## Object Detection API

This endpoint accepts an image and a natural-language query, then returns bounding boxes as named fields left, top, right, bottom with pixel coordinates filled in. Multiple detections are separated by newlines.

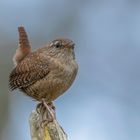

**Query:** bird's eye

left=54, top=41, right=62, bottom=48
left=55, top=43, right=61, bottom=48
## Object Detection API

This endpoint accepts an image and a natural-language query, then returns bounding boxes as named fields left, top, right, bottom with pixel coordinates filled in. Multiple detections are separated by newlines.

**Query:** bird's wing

left=9, top=52, right=50, bottom=90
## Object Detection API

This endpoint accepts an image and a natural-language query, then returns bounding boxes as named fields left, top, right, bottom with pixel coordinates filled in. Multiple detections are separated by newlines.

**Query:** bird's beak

left=66, top=41, right=75, bottom=49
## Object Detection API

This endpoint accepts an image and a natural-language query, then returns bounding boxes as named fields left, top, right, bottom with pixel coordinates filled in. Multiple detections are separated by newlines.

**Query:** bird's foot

left=36, top=99, right=56, bottom=127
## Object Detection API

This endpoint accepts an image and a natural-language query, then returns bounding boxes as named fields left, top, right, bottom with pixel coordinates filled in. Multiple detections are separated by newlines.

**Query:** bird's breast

left=47, top=58, right=78, bottom=101
left=23, top=57, right=78, bottom=102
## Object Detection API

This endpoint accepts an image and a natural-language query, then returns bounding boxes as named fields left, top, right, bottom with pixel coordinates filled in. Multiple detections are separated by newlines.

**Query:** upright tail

left=18, top=26, right=31, bottom=49
left=13, top=26, right=32, bottom=66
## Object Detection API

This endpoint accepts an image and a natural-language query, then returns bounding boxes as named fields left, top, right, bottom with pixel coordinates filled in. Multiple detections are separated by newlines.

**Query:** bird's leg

left=47, top=101, right=56, bottom=115
left=36, top=99, right=56, bottom=127
left=41, top=99, right=56, bottom=121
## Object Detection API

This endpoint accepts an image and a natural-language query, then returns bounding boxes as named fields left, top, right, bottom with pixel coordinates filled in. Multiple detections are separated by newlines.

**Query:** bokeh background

left=0, top=0, right=140, bottom=140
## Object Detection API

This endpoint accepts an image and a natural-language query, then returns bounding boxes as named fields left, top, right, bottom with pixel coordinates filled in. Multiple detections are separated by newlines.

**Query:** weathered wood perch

left=29, top=108, right=67, bottom=140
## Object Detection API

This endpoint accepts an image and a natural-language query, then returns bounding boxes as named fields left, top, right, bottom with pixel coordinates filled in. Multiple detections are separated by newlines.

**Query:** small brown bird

left=9, top=27, right=78, bottom=107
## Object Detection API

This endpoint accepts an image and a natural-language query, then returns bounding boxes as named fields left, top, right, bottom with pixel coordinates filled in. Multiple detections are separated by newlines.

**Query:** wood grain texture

left=29, top=110, right=67, bottom=140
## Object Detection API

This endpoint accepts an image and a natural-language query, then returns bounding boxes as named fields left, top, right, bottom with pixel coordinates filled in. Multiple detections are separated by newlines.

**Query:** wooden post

left=29, top=109, right=67, bottom=140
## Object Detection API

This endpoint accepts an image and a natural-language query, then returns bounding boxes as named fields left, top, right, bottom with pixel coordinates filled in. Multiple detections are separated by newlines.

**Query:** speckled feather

left=9, top=51, right=50, bottom=90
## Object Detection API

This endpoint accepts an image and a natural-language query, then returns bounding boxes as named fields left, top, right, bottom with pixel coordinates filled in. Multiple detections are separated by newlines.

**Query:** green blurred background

left=0, top=0, right=140, bottom=140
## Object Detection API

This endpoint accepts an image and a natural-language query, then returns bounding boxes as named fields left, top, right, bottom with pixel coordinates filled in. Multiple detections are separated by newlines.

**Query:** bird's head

left=46, top=38, right=75, bottom=60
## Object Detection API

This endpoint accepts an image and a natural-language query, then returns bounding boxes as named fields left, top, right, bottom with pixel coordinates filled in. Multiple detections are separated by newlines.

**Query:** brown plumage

left=9, top=27, right=78, bottom=103
left=13, top=26, right=31, bottom=65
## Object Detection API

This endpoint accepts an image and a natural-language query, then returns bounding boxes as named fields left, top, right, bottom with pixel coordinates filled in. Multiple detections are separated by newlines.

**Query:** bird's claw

left=36, top=99, right=56, bottom=127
